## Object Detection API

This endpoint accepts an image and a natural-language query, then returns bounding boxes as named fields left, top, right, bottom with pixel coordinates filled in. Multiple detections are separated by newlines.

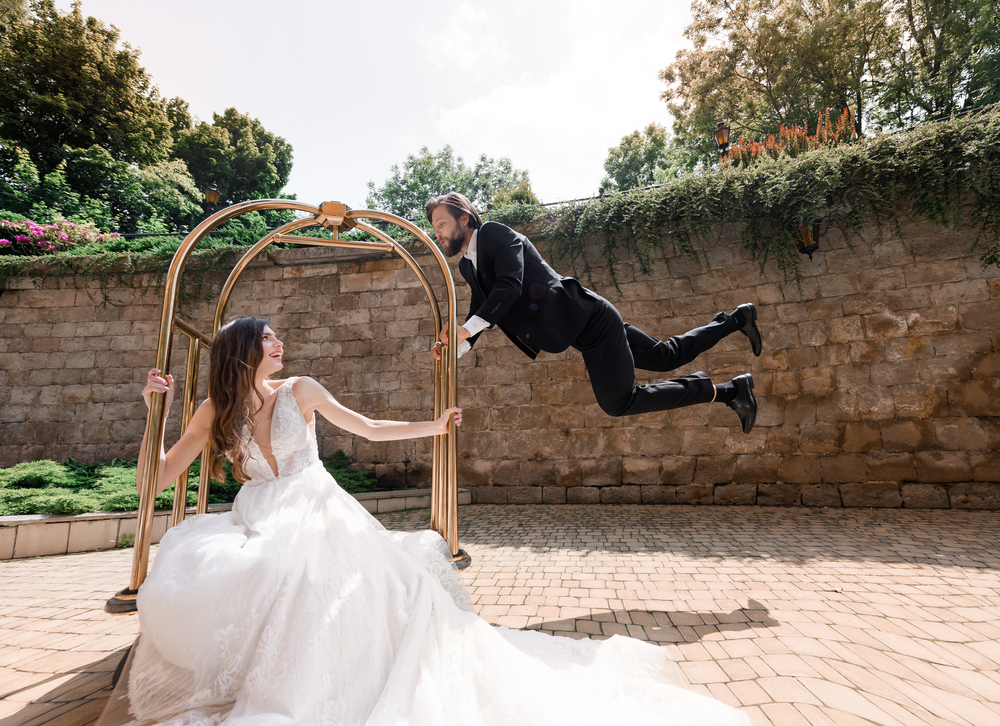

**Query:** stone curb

left=0, top=487, right=470, bottom=560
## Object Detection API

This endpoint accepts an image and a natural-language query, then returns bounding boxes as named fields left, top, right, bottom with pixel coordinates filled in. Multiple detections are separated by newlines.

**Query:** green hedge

left=0, top=451, right=375, bottom=517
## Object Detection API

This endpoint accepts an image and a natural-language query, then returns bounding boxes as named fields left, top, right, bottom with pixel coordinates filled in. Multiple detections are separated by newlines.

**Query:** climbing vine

left=488, top=107, right=1000, bottom=288
left=1, top=109, right=998, bottom=297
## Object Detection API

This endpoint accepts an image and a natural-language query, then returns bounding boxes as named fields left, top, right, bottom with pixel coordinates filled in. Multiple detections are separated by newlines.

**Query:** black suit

left=459, top=221, right=739, bottom=416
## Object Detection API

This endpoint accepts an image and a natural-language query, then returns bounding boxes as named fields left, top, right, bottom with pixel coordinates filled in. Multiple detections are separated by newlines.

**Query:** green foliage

left=366, top=145, right=531, bottom=221
left=0, top=451, right=380, bottom=515
left=601, top=123, right=670, bottom=192
left=515, top=110, right=1000, bottom=289
left=172, top=107, right=294, bottom=225
left=490, top=180, right=540, bottom=207
left=0, top=1, right=172, bottom=174
left=877, top=0, right=1000, bottom=125
left=659, top=0, right=999, bottom=155
left=323, top=449, right=377, bottom=494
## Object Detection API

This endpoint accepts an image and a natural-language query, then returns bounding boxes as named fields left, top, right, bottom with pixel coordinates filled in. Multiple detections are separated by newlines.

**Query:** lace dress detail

left=120, top=378, right=750, bottom=726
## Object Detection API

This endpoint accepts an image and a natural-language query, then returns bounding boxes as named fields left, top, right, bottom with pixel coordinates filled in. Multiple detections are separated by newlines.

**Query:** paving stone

left=2, top=505, right=1000, bottom=726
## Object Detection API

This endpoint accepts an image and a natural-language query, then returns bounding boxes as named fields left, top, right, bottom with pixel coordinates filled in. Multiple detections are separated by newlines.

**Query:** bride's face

left=258, top=326, right=284, bottom=376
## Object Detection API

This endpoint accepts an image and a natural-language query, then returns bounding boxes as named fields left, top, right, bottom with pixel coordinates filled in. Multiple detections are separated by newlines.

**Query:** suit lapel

left=459, top=255, right=485, bottom=298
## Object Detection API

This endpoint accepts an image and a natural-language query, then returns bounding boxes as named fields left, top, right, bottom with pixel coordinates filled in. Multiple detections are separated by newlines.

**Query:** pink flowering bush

left=0, top=217, right=119, bottom=256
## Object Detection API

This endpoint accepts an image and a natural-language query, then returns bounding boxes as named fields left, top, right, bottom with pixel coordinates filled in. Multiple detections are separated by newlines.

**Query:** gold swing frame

left=105, top=200, right=467, bottom=616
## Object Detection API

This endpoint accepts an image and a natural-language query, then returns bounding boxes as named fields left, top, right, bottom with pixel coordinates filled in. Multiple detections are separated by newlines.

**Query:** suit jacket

left=459, top=221, right=597, bottom=359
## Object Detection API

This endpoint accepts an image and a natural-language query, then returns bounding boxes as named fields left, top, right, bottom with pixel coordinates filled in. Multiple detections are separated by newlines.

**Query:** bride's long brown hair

left=208, top=317, right=269, bottom=483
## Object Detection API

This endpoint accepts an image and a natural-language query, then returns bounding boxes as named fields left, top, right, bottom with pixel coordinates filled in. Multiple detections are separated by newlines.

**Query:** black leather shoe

left=726, top=374, right=757, bottom=434
left=736, top=303, right=762, bottom=357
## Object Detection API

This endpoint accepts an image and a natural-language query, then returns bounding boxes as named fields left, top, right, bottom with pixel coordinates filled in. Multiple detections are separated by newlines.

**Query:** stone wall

left=1, top=217, right=998, bottom=507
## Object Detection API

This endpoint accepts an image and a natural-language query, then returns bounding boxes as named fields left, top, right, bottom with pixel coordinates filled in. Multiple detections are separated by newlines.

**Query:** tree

left=878, top=0, right=1000, bottom=125
left=0, top=0, right=171, bottom=173
left=601, top=123, right=670, bottom=192
left=660, top=0, right=896, bottom=144
left=172, top=107, right=293, bottom=206
left=490, top=180, right=540, bottom=207
left=366, top=145, right=532, bottom=220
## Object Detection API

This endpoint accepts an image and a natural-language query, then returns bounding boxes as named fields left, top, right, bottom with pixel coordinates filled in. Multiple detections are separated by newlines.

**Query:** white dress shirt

left=456, top=228, right=489, bottom=358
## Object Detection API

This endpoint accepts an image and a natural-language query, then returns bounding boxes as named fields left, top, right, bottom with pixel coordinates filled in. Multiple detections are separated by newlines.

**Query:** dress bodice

left=243, top=379, right=320, bottom=484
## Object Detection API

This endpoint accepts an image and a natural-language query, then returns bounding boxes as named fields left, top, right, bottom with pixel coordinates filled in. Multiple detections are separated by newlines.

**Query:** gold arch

left=105, top=200, right=467, bottom=616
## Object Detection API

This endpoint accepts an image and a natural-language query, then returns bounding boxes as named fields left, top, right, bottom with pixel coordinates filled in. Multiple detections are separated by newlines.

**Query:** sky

left=56, top=0, right=694, bottom=209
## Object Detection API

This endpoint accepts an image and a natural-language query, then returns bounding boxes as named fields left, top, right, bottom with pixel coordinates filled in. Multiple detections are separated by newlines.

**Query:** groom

left=427, top=192, right=761, bottom=433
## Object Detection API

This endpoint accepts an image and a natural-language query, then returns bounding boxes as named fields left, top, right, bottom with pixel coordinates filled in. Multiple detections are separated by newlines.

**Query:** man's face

left=431, top=206, right=468, bottom=257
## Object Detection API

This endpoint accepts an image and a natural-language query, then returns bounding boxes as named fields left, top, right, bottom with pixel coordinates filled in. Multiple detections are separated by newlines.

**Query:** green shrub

left=0, top=460, right=76, bottom=489
left=323, top=450, right=377, bottom=494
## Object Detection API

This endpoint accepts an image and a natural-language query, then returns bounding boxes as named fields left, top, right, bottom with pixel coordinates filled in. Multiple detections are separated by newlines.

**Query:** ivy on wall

left=1, top=109, right=998, bottom=299
left=488, top=107, right=1000, bottom=288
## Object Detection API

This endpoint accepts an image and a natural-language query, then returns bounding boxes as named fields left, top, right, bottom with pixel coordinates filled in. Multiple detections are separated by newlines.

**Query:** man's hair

left=425, top=192, right=483, bottom=230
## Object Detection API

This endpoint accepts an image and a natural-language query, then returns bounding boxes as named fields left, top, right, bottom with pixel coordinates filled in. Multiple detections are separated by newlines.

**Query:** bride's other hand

left=437, top=407, right=462, bottom=433
left=142, top=368, right=175, bottom=411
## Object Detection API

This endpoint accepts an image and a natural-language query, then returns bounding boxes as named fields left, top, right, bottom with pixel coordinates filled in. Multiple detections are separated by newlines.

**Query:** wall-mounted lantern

left=797, top=221, right=821, bottom=259
left=204, top=183, right=221, bottom=207
left=714, top=121, right=731, bottom=158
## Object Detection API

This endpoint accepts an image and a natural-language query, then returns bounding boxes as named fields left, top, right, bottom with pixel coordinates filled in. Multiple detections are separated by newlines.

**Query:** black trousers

left=572, top=298, right=739, bottom=417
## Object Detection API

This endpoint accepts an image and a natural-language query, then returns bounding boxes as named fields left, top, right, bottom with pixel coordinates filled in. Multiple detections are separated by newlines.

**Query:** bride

left=122, top=316, right=750, bottom=726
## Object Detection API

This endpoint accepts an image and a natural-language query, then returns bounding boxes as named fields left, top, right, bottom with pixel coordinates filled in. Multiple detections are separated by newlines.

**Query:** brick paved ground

left=2, top=504, right=999, bottom=725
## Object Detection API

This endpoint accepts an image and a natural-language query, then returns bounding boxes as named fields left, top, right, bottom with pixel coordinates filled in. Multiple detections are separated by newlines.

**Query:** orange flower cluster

left=728, top=108, right=859, bottom=167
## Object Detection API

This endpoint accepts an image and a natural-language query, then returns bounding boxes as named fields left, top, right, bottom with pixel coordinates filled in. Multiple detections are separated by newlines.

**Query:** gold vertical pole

left=171, top=334, right=201, bottom=527
left=196, top=443, right=212, bottom=515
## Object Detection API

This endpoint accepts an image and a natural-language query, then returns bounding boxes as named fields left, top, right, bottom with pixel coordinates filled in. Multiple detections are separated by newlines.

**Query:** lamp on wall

left=714, top=121, right=731, bottom=158
left=204, top=183, right=221, bottom=209
left=797, top=220, right=821, bottom=259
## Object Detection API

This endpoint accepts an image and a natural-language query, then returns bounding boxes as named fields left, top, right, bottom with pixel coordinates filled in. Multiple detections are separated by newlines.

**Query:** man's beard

left=438, top=230, right=465, bottom=257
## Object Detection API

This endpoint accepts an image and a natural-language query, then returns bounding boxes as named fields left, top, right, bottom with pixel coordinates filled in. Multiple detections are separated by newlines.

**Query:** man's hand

left=430, top=323, right=471, bottom=360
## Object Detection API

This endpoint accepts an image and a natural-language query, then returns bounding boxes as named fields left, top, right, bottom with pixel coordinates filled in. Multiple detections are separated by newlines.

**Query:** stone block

left=600, top=485, right=641, bottom=504
left=757, top=483, right=801, bottom=505
left=0, top=526, right=14, bottom=559
left=901, top=484, right=950, bottom=509
left=820, top=454, right=867, bottom=483
left=640, top=485, right=676, bottom=504
left=802, top=484, right=841, bottom=507
left=949, top=483, right=1000, bottom=509
left=933, top=419, right=988, bottom=451
left=733, top=454, right=779, bottom=483
left=542, top=486, right=567, bottom=504
left=960, top=300, right=1000, bottom=331
left=376, top=496, right=407, bottom=513
left=841, top=422, right=882, bottom=452
left=914, top=451, right=972, bottom=482
left=881, top=420, right=935, bottom=452
left=692, top=456, right=736, bottom=484
left=714, top=483, right=756, bottom=505
left=862, top=312, right=908, bottom=339
left=865, top=453, right=917, bottom=481
left=566, top=486, right=600, bottom=504
left=906, top=306, right=960, bottom=335
left=658, top=456, right=695, bottom=485
left=474, top=486, right=508, bottom=504
left=622, top=457, right=660, bottom=485
left=13, top=521, right=69, bottom=558
left=970, top=452, right=1000, bottom=482
left=840, top=482, right=902, bottom=508
left=778, top=455, right=822, bottom=484
left=67, top=517, right=119, bottom=553
left=507, top=486, right=543, bottom=504
left=675, top=484, right=714, bottom=505
left=948, top=380, right=1000, bottom=417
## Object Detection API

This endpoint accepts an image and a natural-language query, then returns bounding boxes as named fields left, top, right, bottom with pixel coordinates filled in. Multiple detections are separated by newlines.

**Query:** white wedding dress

left=122, top=379, right=750, bottom=726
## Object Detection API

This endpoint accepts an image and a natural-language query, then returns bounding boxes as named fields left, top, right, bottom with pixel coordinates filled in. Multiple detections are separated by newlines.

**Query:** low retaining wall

left=1, top=216, right=997, bottom=508
left=0, top=488, right=471, bottom=560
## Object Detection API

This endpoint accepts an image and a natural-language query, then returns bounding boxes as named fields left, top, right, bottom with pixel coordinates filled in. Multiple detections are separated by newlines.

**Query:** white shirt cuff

left=456, top=340, right=471, bottom=358
left=463, top=315, right=490, bottom=337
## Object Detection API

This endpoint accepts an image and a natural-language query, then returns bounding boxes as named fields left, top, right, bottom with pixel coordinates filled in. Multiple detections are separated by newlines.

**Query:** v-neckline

left=251, top=381, right=288, bottom=479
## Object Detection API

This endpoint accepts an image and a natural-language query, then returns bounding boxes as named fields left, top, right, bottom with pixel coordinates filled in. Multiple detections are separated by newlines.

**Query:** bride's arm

left=292, top=376, right=462, bottom=442
left=136, top=369, right=213, bottom=496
